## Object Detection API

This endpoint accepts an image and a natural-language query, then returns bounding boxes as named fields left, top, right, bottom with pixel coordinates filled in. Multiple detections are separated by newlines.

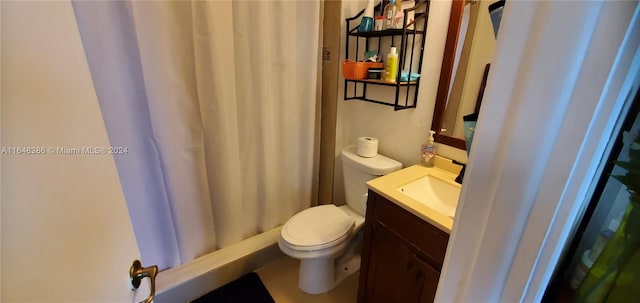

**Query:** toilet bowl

left=278, top=145, right=402, bottom=294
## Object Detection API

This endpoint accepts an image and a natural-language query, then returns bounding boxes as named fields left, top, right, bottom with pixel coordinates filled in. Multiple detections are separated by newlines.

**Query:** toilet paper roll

left=357, top=137, right=379, bottom=158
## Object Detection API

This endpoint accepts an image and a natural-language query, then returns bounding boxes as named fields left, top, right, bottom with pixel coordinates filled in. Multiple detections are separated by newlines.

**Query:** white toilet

left=278, top=145, right=402, bottom=294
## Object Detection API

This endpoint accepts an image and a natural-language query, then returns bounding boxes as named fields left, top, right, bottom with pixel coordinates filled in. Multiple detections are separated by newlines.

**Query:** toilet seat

left=281, top=204, right=355, bottom=251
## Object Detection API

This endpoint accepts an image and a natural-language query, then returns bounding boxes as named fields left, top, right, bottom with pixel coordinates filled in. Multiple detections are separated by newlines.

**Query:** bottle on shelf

left=358, top=0, right=375, bottom=32
left=569, top=219, right=620, bottom=290
left=383, top=0, right=401, bottom=30
left=374, top=16, right=384, bottom=31
left=589, top=219, right=620, bottom=261
left=569, top=250, right=595, bottom=290
left=384, top=46, right=398, bottom=82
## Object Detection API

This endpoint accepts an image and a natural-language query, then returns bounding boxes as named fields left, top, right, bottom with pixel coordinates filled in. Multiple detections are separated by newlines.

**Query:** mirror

left=431, top=0, right=503, bottom=150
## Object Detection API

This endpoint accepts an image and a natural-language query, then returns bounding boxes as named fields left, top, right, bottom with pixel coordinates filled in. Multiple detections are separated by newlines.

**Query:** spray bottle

left=421, top=130, right=437, bottom=167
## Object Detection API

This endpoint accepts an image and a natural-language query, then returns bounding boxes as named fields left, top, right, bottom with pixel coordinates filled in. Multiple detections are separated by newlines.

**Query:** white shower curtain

left=72, top=1, right=321, bottom=270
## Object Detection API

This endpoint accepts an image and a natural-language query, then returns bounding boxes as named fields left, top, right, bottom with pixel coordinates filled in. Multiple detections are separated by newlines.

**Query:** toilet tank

left=341, top=145, right=402, bottom=216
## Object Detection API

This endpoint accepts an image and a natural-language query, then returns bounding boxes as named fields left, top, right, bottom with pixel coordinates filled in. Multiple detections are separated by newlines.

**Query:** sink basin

left=396, top=174, right=461, bottom=218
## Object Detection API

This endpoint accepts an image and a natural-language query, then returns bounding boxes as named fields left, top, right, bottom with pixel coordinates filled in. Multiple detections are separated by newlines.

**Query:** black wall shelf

left=344, top=0, right=429, bottom=111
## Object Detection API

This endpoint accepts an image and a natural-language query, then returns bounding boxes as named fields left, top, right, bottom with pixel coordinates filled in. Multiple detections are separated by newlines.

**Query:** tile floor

left=256, top=256, right=359, bottom=303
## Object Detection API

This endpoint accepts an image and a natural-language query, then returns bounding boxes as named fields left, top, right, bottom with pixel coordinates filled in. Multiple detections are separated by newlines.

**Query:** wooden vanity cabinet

left=357, top=190, right=450, bottom=303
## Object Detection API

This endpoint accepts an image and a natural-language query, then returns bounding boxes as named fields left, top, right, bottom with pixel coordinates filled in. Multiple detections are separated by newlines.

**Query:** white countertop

left=366, top=159, right=462, bottom=234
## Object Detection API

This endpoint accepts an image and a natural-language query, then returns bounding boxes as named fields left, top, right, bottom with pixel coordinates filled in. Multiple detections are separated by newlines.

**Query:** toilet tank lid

left=342, top=145, right=402, bottom=176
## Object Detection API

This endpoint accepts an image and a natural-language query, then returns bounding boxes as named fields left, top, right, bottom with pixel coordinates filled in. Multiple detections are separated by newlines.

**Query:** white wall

left=334, top=0, right=466, bottom=203
left=1, top=2, right=140, bottom=302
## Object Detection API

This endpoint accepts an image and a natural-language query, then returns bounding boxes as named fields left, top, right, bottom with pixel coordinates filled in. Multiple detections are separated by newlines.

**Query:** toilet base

left=278, top=206, right=366, bottom=295
left=337, top=255, right=361, bottom=281
left=298, top=254, right=361, bottom=294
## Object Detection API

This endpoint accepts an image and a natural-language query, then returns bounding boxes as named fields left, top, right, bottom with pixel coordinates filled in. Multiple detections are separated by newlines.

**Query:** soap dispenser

left=421, top=130, right=437, bottom=167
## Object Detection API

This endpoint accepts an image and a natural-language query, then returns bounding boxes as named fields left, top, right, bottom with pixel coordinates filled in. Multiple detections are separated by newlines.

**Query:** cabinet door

left=363, top=223, right=441, bottom=303
left=413, top=252, right=441, bottom=302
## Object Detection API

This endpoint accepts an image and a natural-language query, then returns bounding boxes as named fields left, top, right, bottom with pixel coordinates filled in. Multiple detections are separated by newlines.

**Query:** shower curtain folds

left=72, top=0, right=321, bottom=270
